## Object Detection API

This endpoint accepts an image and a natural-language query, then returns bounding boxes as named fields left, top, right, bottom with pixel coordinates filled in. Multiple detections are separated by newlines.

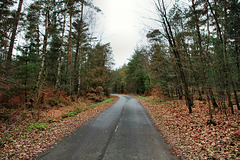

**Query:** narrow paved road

left=37, top=95, right=178, bottom=160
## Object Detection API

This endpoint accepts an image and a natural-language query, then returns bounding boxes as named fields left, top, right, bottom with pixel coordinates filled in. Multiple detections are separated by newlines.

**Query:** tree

left=54, top=9, right=66, bottom=94
left=0, top=0, right=112, bottom=108
left=145, top=0, right=239, bottom=116
left=226, top=0, right=240, bottom=110
left=80, top=43, right=113, bottom=97
left=153, top=0, right=193, bottom=113
left=73, top=2, right=84, bottom=95
left=147, top=31, right=178, bottom=97
left=0, top=0, right=15, bottom=62
left=34, top=0, right=50, bottom=95
left=111, top=66, right=127, bottom=94
left=7, top=0, right=24, bottom=71
left=206, top=0, right=239, bottom=113
left=125, top=48, right=149, bottom=95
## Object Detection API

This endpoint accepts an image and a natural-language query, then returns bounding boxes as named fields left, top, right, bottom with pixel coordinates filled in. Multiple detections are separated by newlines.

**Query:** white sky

left=17, top=0, right=178, bottom=68
left=93, top=0, right=159, bottom=69
left=92, top=0, right=179, bottom=69
left=20, top=0, right=175, bottom=69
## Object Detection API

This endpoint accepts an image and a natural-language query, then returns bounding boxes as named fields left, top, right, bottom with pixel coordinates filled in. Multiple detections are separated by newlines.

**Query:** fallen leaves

left=137, top=97, right=240, bottom=160
left=0, top=96, right=119, bottom=160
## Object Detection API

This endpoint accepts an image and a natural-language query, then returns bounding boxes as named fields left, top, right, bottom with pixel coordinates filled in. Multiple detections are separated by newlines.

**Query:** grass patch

left=98, top=98, right=115, bottom=104
left=28, top=122, right=50, bottom=131
left=62, top=98, right=115, bottom=118
left=138, top=96, right=149, bottom=101
left=62, top=111, right=77, bottom=118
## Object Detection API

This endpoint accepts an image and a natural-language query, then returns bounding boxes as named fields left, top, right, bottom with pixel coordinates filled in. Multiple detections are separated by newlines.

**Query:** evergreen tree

left=0, top=0, right=15, bottom=75
left=125, top=49, right=149, bottom=95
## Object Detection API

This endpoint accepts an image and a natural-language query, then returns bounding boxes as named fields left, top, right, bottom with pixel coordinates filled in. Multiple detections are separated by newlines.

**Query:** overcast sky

left=18, top=0, right=178, bottom=69
left=93, top=0, right=163, bottom=69
left=21, top=0, right=175, bottom=69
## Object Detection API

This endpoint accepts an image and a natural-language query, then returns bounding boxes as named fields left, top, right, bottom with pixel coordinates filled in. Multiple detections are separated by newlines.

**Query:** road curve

left=37, top=95, right=178, bottom=160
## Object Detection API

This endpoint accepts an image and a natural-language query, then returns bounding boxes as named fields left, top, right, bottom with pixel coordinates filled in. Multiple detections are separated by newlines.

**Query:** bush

left=87, top=86, right=105, bottom=102
left=95, top=86, right=103, bottom=95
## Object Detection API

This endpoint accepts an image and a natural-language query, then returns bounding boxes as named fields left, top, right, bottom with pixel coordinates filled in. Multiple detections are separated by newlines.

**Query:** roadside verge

left=136, top=96, right=239, bottom=160
left=0, top=96, right=119, bottom=159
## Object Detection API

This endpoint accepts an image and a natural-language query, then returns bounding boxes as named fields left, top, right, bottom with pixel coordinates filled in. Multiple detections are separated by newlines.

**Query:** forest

left=0, top=0, right=114, bottom=107
left=1, top=0, right=116, bottom=158
left=0, top=0, right=240, bottom=159
left=112, top=0, right=240, bottom=117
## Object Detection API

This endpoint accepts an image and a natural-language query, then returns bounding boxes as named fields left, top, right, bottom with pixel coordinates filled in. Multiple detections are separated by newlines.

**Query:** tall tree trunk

left=192, top=0, right=217, bottom=119
left=39, top=64, right=47, bottom=104
left=205, top=2, right=219, bottom=109
left=4, top=31, right=8, bottom=61
left=7, top=0, right=23, bottom=67
left=74, top=2, right=84, bottom=95
left=208, top=0, right=234, bottom=113
left=36, top=15, right=40, bottom=56
left=67, top=3, right=73, bottom=96
left=235, top=45, right=240, bottom=85
left=77, top=48, right=82, bottom=97
left=34, top=4, right=49, bottom=92
left=24, top=51, right=28, bottom=104
left=223, top=0, right=234, bottom=113
left=207, top=0, right=223, bottom=42
left=158, top=0, right=193, bottom=113
left=54, top=13, right=66, bottom=94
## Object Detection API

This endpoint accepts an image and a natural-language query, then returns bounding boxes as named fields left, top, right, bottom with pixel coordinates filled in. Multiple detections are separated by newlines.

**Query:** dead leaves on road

left=138, top=97, right=240, bottom=160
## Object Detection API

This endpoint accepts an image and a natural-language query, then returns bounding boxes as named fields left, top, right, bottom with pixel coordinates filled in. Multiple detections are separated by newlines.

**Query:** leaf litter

left=137, top=97, right=240, bottom=160
left=0, top=96, right=119, bottom=159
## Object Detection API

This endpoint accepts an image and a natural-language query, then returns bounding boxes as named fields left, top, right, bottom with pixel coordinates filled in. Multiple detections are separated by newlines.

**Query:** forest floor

left=0, top=95, right=119, bottom=159
left=137, top=95, right=240, bottom=160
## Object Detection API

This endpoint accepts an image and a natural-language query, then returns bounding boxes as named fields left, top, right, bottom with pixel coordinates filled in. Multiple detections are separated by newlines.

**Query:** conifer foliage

left=0, top=0, right=113, bottom=107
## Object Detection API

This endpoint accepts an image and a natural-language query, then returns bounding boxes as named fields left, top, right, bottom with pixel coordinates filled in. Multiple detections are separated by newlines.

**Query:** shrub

left=87, top=86, right=105, bottom=102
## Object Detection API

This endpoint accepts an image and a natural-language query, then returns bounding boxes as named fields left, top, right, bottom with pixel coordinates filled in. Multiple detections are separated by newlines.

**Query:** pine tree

left=0, top=0, right=15, bottom=75
left=7, top=0, right=24, bottom=72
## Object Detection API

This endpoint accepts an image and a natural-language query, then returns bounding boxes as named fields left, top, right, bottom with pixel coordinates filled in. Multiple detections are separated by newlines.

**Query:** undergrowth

left=61, top=98, right=115, bottom=118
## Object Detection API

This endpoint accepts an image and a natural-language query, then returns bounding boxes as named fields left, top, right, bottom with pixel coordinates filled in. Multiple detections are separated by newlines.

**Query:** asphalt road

left=37, top=95, right=178, bottom=160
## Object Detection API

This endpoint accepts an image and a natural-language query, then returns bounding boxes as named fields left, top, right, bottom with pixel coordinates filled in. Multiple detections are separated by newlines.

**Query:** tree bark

left=6, top=0, right=23, bottom=69
left=54, top=13, right=66, bottom=94
left=4, top=31, right=8, bottom=61
left=223, top=0, right=234, bottom=113
left=77, top=48, right=82, bottom=96
left=34, top=4, right=49, bottom=92
left=235, top=45, right=240, bottom=85
left=234, top=89, right=240, bottom=110
left=74, top=2, right=84, bottom=95
left=67, top=2, right=73, bottom=96
left=207, top=0, right=223, bottom=42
